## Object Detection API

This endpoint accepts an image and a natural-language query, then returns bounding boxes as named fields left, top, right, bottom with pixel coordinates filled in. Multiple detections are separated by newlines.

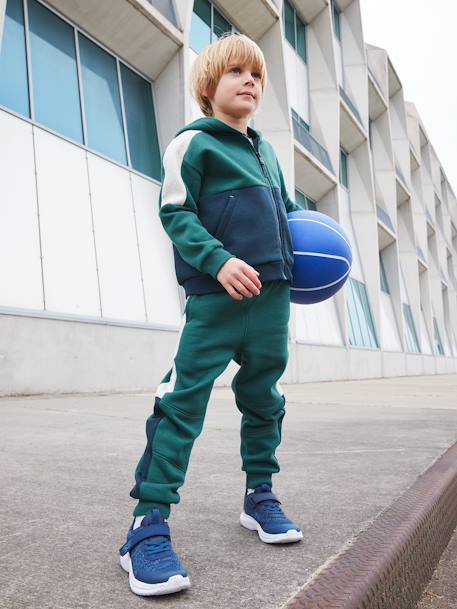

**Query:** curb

left=281, top=442, right=457, bottom=609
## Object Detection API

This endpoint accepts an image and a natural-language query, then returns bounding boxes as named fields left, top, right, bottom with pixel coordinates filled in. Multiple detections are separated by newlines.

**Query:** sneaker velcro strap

left=250, top=491, right=281, bottom=505
left=119, top=523, right=170, bottom=556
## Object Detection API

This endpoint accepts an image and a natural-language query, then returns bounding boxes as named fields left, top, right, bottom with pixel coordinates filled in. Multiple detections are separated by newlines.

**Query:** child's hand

left=217, top=258, right=262, bottom=301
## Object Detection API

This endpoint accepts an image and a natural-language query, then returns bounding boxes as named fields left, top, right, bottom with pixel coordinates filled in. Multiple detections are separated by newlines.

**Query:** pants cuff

left=133, top=500, right=171, bottom=519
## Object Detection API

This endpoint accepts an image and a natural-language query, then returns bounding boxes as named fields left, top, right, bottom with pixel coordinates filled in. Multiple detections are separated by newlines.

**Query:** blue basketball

left=287, top=210, right=352, bottom=305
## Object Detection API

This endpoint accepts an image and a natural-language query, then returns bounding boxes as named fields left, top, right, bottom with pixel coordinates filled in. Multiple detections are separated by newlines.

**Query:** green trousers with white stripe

left=130, top=280, right=291, bottom=518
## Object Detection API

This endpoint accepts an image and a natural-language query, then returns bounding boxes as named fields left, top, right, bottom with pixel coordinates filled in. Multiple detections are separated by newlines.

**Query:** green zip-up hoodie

left=159, top=116, right=301, bottom=297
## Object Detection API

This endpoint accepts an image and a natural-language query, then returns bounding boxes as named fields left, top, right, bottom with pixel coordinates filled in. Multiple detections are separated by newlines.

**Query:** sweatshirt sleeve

left=276, top=157, right=302, bottom=214
left=158, top=135, right=236, bottom=280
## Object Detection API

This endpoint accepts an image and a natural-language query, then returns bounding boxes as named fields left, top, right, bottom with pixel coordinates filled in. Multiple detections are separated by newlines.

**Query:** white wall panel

left=295, top=54, right=309, bottom=124
left=284, top=43, right=309, bottom=124
left=380, top=292, right=401, bottom=351
left=399, top=264, right=407, bottom=303
left=451, top=328, right=457, bottom=356
left=189, top=49, right=203, bottom=121
left=87, top=154, right=145, bottom=321
left=33, top=128, right=100, bottom=316
left=284, top=44, right=297, bottom=116
left=0, top=111, right=43, bottom=309
left=295, top=298, right=343, bottom=346
left=130, top=173, right=182, bottom=326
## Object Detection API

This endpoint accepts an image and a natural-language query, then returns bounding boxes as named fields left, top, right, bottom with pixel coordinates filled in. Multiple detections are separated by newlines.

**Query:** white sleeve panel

left=161, top=130, right=202, bottom=207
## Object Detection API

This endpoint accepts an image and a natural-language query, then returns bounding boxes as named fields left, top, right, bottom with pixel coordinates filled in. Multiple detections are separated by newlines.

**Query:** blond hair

left=189, top=32, right=268, bottom=117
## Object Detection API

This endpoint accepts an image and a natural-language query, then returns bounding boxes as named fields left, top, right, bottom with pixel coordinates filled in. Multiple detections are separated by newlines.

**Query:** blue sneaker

left=119, top=509, right=190, bottom=596
left=240, top=484, right=303, bottom=544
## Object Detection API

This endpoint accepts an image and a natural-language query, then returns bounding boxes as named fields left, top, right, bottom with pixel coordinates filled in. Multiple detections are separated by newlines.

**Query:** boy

left=119, top=32, right=303, bottom=597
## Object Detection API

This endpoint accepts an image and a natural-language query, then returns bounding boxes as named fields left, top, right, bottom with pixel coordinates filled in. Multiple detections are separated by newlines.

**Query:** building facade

left=0, top=0, right=456, bottom=396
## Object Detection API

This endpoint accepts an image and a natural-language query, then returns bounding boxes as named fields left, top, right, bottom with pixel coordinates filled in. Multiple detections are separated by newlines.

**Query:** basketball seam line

left=293, top=251, right=351, bottom=265
left=291, top=268, right=351, bottom=291
left=289, top=218, right=351, bottom=250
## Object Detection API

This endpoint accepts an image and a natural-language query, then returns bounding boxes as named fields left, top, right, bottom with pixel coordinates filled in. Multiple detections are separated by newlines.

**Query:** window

left=284, top=0, right=295, bottom=46
left=0, top=0, right=30, bottom=117
left=120, top=64, right=161, bottom=179
left=295, top=190, right=317, bottom=211
left=0, top=0, right=161, bottom=180
left=403, top=304, right=420, bottom=353
left=79, top=34, right=127, bottom=165
left=435, top=196, right=444, bottom=233
left=190, top=0, right=211, bottom=53
left=28, top=0, right=83, bottom=143
left=340, top=148, right=348, bottom=188
left=433, top=316, right=445, bottom=355
left=291, top=108, right=310, bottom=132
left=347, top=278, right=379, bottom=348
left=213, top=5, right=231, bottom=39
left=190, top=0, right=232, bottom=54
left=283, top=0, right=307, bottom=63
left=379, top=253, right=389, bottom=294
left=332, top=0, right=341, bottom=41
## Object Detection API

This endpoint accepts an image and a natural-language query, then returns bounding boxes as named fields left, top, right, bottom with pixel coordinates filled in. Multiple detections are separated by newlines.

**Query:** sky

left=359, top=0, right=457, bottom=196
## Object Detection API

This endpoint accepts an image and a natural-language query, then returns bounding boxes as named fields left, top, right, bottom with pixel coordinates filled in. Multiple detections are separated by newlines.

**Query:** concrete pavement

left=1, top=374, right=457, bottom=609
left=417, top=525, right=457, bottom=609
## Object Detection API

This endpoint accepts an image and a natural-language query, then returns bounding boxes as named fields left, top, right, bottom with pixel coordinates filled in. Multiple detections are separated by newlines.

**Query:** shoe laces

left=144, top=536, right=172, bottom=557
left=260, top=500, right=285, bottom=518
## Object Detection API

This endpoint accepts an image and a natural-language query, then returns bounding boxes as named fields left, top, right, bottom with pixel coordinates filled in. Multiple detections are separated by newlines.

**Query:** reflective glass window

left=332, top=0, right=341, bottom=41
left=295, top=189, right=305, bottom=209
left=347, top=279, right=364, bottom=346
left=28, top=0, right=83, bottom=142
left=120, top=63, right=160, bottom=180
left=284, top=1, right=295, bottom=47
left=340, top=148, right=348, bottom=188
left=79, top=32, right=127, bottom=164
left=213, top=7, right=231, bottom=39
left=347, top=278, right=378, bottom=348
left=296, top=18, right=307, bottom=63
left=433, top=316, right=445, bottom=355
left=305, top=196, right=317, bottom=211
left=190, top=0, right=211, bottom=53
left=403, top=304, right=420, bottom=353
left=379, top=253, right=390, bottom=294
left=0, top=0, right=30, bottom=117
left=284, top=1, right=307, bottom=62
left=295, top=190, right=317, bottom=211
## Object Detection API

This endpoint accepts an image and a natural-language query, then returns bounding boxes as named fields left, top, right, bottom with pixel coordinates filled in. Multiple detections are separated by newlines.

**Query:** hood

left=176, top=116, right=263, bottom=144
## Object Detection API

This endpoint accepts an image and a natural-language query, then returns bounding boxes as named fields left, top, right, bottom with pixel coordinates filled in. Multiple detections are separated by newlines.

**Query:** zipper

left=249, top=144, right=288, bottom=280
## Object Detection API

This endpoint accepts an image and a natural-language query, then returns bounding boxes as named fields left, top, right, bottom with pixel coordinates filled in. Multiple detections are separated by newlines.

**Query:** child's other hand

left=216, top=258, right=262, bottom=301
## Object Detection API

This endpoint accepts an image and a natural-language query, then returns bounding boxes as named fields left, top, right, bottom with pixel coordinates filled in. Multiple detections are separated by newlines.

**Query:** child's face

left=205, top=60, right=263, bottom=120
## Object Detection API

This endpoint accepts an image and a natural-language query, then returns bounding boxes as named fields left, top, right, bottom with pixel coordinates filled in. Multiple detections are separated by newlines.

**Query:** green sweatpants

left=130, top=279, right=291, bottom=518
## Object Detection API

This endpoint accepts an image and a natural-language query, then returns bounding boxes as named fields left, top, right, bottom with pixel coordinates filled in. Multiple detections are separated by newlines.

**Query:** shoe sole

left=240, top=512, right=303, bottom=544
left=120, top=552, right=190, bottom=596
